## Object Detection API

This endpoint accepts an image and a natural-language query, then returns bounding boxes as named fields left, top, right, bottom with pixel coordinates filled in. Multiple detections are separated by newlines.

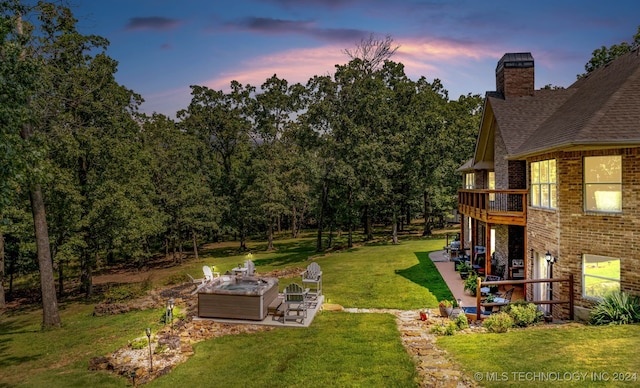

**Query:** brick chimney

left=495, top=52, right=534, bottom=98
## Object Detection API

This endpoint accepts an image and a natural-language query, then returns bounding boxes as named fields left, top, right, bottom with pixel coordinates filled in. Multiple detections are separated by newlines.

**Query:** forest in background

left=0, top=1, right=479, bottom=326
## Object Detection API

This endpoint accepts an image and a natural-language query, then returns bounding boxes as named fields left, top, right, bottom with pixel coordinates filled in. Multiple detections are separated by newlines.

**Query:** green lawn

left=1, top=234, right=639, bottom=387
left=149, top=312, right=418, bottom=387
left=437, top=323, right=640, bottom=387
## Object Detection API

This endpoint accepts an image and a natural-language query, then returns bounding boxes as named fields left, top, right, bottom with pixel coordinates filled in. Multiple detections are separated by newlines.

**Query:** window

left=582, top=254, right=620, bottom=299
left=584, top=155, right=621, bottom=212
left=464, top=173, right=474, bottom=189
left=488, top=171, right=495, bottom=201
left=530, top=159, right=556, bottom=209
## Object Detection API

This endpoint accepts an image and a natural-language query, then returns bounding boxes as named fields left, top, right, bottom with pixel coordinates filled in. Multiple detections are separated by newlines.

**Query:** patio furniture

left=203, top=265, right=220, bottom=281
left=301, top=262, right=322, bottom=297
left=484, top=275, right=501, bottom=293
left=245, top=259, right=255, bottom=276
left=283, top=283, right=308, bottom=323
left=232, top=260, right=254, bottom=276
left=502, top=287, right=515, bottom=303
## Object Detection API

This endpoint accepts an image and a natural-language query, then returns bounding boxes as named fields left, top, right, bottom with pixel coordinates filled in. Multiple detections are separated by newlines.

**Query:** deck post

left=476, top=276, right=482, bottom=320
left=569, top=274, right=574, bottom=320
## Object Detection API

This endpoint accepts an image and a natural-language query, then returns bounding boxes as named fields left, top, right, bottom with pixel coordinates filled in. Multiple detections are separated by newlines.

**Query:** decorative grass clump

left=590, top=291, right=640, bottom=325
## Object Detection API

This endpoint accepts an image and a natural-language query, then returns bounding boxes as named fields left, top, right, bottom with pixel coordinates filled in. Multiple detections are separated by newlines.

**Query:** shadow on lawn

left=395, top=252, right=454, bottom=302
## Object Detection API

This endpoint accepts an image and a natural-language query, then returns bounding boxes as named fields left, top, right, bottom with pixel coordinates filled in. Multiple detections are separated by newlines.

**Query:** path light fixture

left=145, top=327, right=153, bottom=372
left=169, top=298, right=175, bottom=332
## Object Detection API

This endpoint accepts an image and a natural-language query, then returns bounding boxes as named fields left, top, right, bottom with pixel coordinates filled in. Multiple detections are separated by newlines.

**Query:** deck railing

left=458, top=189, right=528, bottom=226
left=474, top=275, right=575, bottom=321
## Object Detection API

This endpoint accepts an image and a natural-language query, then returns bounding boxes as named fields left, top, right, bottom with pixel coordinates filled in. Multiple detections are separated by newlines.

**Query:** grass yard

left=149, top=312, right=418, bottom=387
left=437, top=323, right=640, bottom=387
left=2, top=233, right=640, bottom=387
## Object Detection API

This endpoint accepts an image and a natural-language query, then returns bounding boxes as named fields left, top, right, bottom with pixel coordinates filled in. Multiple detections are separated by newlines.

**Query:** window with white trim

left=530, top=159, right=556, bottom=209
left=584, top=155, right=621, bottom=212
left=582, top=254, right=620, bottom=299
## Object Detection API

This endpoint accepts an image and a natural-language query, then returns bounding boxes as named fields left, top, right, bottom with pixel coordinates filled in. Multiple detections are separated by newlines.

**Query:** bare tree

left=343, top=33, right=400, bottom=71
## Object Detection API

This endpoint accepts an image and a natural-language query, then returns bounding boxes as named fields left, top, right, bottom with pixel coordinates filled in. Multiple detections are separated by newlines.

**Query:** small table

left=232, top=267, right=247, bottom=276
left=480, top=287, right=490, bottom=295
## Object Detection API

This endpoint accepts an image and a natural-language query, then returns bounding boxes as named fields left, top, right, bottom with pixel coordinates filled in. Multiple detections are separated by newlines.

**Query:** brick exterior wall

left=496, top=66, right=535, bottom=98
left=508, top=160, right=526, bottom=189
left=527, top=148, right=640, bottom=320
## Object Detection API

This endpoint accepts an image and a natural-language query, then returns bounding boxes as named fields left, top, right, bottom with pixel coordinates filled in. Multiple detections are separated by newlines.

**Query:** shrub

left=130, top=337, right=148, bottom=350
left=590, top=291, right=640, bottom=325
left=503, top=301, right=544, bottom=327
left=483, top=312, right=514, bottom=333
left=430, top=321, right=457, bottom=336
left=454, top=313, right=469, bottom=330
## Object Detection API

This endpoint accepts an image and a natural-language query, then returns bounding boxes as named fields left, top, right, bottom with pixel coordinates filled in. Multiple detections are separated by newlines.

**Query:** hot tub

left=197, top=276, right=279, bottom=320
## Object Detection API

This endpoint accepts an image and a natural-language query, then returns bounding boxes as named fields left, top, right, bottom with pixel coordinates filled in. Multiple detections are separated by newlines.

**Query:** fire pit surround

left=197, top=276, right=279, bottom=320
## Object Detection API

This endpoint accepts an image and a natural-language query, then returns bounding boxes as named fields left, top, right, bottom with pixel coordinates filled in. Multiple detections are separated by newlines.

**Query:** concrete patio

left=429, top=250, right=524, bottom=318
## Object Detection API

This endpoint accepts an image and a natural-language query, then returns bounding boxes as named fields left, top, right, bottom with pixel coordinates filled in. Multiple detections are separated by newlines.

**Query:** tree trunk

left=192, top=230, right=199, bottom=261
left=363, top=205, right=373, bottom=241
left=392, top=208, right=399, bottom=244
left=316, top=180, right=328, bottom=252
left=17, top=11, right=59, bottom=327
left=422, top=190, right=433, bottom=236
left=347, top=223, right=353, bottom=248
left=80, top=251, right=94, bottom=298
left=291, top=205, right=297, bottom=238
left=57, top=258, right=64, bottom=299
left=29, top=188, right=61, bottom=327
left=267, top=219, right=274, bottom=251
left=0, top=230, right=5, bottom=309
left=239, top=231, right=247, bottom=251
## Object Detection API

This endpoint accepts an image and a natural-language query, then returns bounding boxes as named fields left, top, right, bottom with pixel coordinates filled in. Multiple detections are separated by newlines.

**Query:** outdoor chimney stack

left=496, top=52, right=535, bottom=98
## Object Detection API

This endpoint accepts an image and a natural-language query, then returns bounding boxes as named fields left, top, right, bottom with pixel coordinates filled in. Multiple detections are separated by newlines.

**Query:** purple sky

left=69, top=0, right=640, bottom=118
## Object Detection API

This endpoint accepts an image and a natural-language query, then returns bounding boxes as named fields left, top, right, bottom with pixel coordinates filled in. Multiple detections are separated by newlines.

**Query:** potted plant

left=483, top=294, right=496, bottom=314
left=463, top=273, right=478, bottom=296
left=457, top=261, right=472, bottom=279
left=438, top=300, right=453, bottom=317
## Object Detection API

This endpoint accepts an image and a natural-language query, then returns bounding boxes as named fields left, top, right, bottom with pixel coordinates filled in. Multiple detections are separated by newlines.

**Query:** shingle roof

left=490, top=48, right=640, bottom=159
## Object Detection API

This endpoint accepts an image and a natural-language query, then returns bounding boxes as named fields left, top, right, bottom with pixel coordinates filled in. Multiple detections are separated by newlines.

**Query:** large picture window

left=584, top=155, right=621, bottom=212
left=582, top=254, right=620, bottom=299
left=530, top=159, right=556, bottom=209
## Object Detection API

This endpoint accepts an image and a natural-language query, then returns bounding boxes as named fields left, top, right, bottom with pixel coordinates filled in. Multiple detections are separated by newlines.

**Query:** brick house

left=457, top=49, right=640, bottom=320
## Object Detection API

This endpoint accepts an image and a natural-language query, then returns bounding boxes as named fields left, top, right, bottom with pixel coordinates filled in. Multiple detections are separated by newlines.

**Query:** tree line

left=0, top=2, right=482, bottom=326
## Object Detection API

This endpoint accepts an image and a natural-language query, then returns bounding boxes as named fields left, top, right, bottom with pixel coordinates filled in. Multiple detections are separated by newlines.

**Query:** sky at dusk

left=65, top=0, right=640, bottom=118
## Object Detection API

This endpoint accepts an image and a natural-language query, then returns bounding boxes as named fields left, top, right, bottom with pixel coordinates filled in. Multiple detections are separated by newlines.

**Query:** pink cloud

left=204, top=45, right=348, bottom=90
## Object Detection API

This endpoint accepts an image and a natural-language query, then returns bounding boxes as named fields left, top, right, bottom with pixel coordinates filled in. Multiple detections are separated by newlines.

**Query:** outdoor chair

left=301, top=262, right=322, bottom=297
left=203, top=265, right=220, bottom=281
left=501, top=287, right=515, bottom=305
left=188, top=273, right=206, bottom=294
left=244, top=259, right=255, bottom=276
left=283, top=282, right=308, bottom=323
left=484, top=275, right=501, bottom=293
left=500, top=287, right=516, bottom=309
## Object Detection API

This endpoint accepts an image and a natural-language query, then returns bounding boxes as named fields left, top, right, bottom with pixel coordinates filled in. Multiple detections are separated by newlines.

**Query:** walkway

left=429, top=250, right=477, bottom=308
